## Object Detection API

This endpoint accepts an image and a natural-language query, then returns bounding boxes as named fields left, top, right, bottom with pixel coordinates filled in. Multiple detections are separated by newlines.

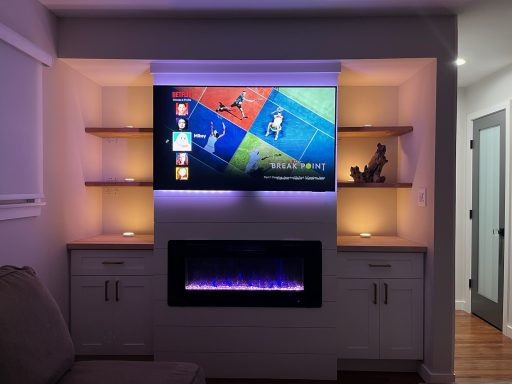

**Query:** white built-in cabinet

left=69, top=248, right=153, bottom=355
left=337, top=250, right=424, bottom=360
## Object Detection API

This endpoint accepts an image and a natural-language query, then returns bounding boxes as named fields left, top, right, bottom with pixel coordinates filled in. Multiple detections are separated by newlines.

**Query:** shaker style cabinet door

left=71, top=276, right=115, bottom=354
left=337, top=278, right=380, bottom=359
left=379, top=278, right=423, bottom=359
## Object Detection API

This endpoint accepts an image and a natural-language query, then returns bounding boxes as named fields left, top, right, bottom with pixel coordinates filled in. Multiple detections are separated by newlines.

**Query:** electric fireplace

left=168, top=240, right=322, bottom=307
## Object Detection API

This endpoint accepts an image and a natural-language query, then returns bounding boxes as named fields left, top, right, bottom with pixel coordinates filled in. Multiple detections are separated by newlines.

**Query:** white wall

left=456, top=62, right=512, bottom=337
left=397, top=61, right=441, bottom=375
left=0, top=0, right=102, bottom=320
left=0, top=54, right=103, bottom=320
left=0, top=0, right=56, bottom=57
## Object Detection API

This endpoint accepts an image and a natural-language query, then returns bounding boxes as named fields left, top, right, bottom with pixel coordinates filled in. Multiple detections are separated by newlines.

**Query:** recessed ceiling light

left=455, top=57, right=466, bottom=66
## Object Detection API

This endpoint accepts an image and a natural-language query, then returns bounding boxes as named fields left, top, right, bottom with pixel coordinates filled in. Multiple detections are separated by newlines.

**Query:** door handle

left=493, top=228, right=505, bottom=237
left=104, top=280, right=109, bottom=301
left=373, top=283, right=377, bottom=305
left=383, top=282, right=388, bottom=305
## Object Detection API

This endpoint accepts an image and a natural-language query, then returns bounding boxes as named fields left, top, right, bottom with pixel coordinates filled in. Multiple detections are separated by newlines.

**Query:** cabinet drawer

left=337, top=252, right=423, bottom=279
left=71, top=250, right=151, bottom=276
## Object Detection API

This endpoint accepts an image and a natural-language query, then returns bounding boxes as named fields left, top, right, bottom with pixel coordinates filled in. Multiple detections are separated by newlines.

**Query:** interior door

left=471, top=110, right=505, bottom=330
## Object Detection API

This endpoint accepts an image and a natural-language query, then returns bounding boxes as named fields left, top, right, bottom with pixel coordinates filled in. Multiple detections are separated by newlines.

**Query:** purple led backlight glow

left=186, top=280, right=304, bottom=291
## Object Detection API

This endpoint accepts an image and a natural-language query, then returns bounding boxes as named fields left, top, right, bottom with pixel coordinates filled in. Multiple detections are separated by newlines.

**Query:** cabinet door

left=112, top=276, right=153, bottom=354
left=379, top=279, right=423, bottom=359
left=337, top=279, right=379, bottom=359
left=71, top=276, right=114, bottom=354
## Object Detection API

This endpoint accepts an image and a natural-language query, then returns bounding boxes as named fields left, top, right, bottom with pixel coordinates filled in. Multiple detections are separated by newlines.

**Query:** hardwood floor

left=455, top=310, right=512, bottom=383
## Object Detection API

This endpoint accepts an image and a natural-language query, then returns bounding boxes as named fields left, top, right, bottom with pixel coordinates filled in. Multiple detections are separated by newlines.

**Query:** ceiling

left=40, top=0, right=512, bottom=88
left=39, top=0, right=474, bottom=17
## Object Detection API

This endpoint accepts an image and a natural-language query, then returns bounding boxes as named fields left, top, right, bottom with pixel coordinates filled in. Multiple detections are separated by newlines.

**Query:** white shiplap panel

left=154, top=194, right=336, bottom=224
left=153, top=300, right=338, bottom=328
left=155, top=351, right=337, bottom=380
left=154, top=326, right=336, bottom=354
left=154, top=222, right=337, bottom=250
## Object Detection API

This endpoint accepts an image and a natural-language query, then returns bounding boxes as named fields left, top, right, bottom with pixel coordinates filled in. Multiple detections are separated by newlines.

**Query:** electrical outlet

left=418, top=188, right=426, bottom=207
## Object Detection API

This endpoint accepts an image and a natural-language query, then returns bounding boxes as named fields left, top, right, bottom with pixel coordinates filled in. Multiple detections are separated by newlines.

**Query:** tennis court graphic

left=154, top=85, right=336, bottom=191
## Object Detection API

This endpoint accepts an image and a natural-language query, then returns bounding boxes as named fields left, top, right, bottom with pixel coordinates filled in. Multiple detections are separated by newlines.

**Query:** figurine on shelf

left=350, top=143, right=388, bottom=183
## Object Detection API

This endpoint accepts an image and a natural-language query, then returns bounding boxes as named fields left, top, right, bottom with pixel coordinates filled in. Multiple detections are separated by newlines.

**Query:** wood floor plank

left=455, top=311, right=512, bottom=381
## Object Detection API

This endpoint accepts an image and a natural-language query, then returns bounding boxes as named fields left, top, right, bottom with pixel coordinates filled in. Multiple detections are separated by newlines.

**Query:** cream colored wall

left=337, top=86, right=399, bottom=236
left=0, top=57, right=103, bottom=321
left=397, top=61, right=439, bottom=367
left=396, top=62, right=436, bottom=245
left=100, top=86, right=154, bottom=234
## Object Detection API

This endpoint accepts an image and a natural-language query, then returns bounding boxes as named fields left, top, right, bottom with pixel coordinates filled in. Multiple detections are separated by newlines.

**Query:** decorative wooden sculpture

left=350, top=143, right=388, bottom=183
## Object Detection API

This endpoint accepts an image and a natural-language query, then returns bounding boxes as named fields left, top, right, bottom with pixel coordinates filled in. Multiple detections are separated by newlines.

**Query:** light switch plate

left=418, top=188, right=426, bottom=207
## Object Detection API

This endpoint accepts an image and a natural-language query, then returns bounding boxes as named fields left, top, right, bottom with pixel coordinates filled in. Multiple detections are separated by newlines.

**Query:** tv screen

left=154, top=86, right=337, bottom=191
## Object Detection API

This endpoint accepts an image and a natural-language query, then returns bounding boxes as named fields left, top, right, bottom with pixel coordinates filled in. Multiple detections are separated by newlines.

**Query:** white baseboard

left=418, top=363, right=455, bottom=383
left=505, top=324, right=512, bottom=339
left=455, top=300, right=466, bottom=311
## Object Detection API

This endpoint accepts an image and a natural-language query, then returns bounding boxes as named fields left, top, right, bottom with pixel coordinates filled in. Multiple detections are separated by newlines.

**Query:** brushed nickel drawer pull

left=115, top=280, right=120, bottom=302
left=102, top=261, right=125, bottom=265
left=104, top=280, right=109, bottom=301
left=368, top=264, right=392, bottom=268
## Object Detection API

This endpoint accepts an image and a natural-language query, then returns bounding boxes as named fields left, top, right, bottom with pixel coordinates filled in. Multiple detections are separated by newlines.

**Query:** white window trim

left=0, top=194, right=46, bottom=221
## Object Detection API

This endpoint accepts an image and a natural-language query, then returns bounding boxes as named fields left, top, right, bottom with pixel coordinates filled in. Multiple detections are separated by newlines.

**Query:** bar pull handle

left=368, top=264, right=392, bottom=268
left=104, top=280, right=109, bottom=301
left=384, top=282, right=389, bottom=305
left=102, top=261, right=125, bottom=265
left=373, top=283, right=377, bottom=305
left=115, top=280, right=120, bottom=302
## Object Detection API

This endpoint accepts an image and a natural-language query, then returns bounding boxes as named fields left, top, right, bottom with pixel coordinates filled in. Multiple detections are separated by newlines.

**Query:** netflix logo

left=172, top=92, right=192, bottom=98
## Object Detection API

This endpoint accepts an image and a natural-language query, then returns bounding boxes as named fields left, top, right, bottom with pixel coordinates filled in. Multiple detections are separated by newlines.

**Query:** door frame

left=461, top=100, right=511, bottom=337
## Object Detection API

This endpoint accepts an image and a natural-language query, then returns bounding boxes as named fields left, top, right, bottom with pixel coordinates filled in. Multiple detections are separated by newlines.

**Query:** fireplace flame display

left=185, top=280, right=304, bottom=291
left=184, top=255, right=305, bottom=292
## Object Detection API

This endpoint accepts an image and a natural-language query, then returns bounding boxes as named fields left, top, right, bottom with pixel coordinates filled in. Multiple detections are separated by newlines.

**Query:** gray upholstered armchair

left=0, top=266, right=205, bottom=384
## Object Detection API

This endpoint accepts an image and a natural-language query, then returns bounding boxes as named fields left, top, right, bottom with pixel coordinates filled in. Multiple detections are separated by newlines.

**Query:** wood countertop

left=337, top=236, right=427, bottom=253
left=67, top=234, right=154, bottom=250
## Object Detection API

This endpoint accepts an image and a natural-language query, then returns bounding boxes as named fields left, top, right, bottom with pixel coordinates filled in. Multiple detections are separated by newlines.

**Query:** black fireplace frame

left=168, top=240, right=322, bottom=307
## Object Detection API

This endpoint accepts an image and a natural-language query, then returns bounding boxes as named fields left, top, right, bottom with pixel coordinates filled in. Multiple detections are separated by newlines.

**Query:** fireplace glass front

left=168, top=240, right=322, bottom=307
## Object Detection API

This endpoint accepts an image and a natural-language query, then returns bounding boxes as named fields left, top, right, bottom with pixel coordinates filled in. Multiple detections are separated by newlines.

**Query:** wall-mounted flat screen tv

left=154, top=86, right=337, bottom=191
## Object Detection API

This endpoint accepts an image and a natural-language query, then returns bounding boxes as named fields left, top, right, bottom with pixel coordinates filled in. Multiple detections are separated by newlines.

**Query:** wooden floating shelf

left=338, top=126, right=413, bottom=138
left=85, top=181, right=153, bottom=187
left=338, top=182, right=413, bottom=188
left=67, top=234, right=154, bottom=250
left=85, top=127, right=153, bottom=138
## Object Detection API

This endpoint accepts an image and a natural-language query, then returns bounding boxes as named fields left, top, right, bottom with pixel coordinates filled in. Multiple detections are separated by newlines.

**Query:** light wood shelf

left=85, top=127, right=153, bottom=138
left=85, top=181, right=153, bottom=187
left=338, top=125, right=413, bottom=138
left=337, top=235, right=427, bottom=253
left=67, top=234, right=154, bottom=250
left=338, top=182, right=412, bottom=188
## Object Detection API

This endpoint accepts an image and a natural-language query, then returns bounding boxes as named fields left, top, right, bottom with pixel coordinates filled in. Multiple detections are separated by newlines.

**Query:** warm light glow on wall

left=337, top=188, right=397, bottom=236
